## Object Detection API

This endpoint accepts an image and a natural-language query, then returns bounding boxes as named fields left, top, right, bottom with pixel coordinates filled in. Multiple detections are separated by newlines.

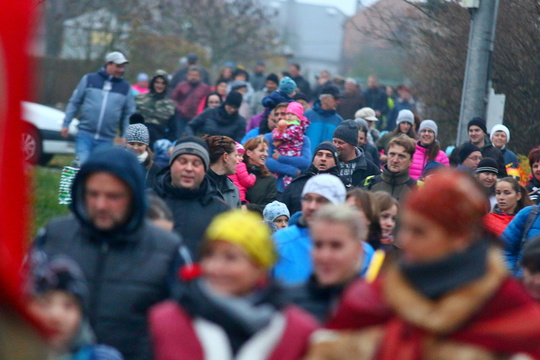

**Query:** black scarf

left=399, top=240, right=489, bottom=299
left=178, top=279, right=284, bottom=354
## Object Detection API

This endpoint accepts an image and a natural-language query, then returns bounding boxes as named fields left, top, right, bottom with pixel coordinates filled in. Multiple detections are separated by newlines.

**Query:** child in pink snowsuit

left=271, top=101, right=310, bottom=188
left=228, top=142, right=256, bottom=205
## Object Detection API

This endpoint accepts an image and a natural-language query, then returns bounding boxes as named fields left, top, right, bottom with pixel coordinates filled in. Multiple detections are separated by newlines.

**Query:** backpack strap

left=520, top=205, right=539, bottom=248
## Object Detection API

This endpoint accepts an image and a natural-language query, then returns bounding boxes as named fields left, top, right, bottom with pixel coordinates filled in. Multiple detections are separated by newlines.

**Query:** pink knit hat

left=235, top=142, right=245, bottom=154
left=286, top=101, right=307, bottom=122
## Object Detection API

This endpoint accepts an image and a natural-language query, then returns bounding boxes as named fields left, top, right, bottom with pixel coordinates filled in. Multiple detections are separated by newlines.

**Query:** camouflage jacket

left=135, top=93, right=175, bottom=128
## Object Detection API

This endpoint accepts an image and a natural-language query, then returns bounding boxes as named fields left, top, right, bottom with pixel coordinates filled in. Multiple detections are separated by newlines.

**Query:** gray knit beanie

left=125, top=124, right=149, bottom=145
left=333, top=120, right=359, bottom=146
left=263, top=201, right=290, bottom=222
left=169, top=136, right=210, bottom=170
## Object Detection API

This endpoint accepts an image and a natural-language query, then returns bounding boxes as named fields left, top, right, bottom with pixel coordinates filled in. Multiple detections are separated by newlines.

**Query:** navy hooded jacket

left=36, top=146, right=181, bottom=360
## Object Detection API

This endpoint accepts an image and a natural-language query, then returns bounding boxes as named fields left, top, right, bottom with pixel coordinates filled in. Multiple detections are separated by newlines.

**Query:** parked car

left=21, top=101, right=78, bottom=165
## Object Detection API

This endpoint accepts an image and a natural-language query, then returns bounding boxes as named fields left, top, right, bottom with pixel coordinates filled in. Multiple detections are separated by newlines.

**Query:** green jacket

left=363, top=165, right=419, bottom=201
left=135, top=93, right=175, bottom=128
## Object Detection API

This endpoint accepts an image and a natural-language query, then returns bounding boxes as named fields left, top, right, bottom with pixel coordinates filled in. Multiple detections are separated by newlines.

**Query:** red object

left=483, top=212, right=515, bottom=237
left=328, top=276, right=540, bottom=359
left=178, top=263, right=202, bottom=281
left=149, top=300, right=319, bottom=360
left=0, top=0, right=34, bottom=317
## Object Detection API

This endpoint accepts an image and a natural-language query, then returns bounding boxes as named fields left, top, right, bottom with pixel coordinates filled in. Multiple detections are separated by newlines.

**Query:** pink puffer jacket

left=410, top=141, right=449, bottom=179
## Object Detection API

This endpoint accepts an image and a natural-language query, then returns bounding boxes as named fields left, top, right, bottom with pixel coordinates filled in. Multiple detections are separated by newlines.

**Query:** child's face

left=523, top=268, right=540, bottom=301
left=286, top=113, right=300, bottom=123
left=236, top=152, right=244, bottom=161
left=273, top=215, right=289, bottom=230
left=29, top=290, right=82, bottom=351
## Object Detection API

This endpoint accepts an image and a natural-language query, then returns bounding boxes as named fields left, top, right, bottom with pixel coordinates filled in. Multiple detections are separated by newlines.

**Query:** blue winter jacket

left=272, top=222, right=374, bottom=285
left=501, top=147, right=519, bottom=169
left=64, top=68, right=135, bottom=140
left=264, top=133, right=311, bottom=192
left=502, top=205, right=540, bottom=275
left=305, top=101, right=343, bottom=154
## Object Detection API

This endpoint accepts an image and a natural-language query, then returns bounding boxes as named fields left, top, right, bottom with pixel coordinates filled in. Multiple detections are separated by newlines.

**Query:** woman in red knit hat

left=304, top=168, right=540, bottom=360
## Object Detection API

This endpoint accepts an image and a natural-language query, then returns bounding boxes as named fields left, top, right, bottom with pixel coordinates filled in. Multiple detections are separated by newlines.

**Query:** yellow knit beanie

left=204, top=210, right=277, bottom=269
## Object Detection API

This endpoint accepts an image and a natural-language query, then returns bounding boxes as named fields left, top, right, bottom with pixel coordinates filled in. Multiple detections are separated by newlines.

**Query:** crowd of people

left=28, top=51, right=540, bottom=359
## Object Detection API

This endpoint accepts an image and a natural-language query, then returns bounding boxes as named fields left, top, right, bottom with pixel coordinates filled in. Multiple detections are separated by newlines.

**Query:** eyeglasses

left=207, top=100, right=221, bottom=104
left=420, top=129, right=435, bottom=134
left=467, top=155, right=482, bottom=161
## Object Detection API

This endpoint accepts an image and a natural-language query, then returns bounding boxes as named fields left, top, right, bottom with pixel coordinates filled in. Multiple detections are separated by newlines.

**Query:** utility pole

left=456, top=0, right=500, bottom=145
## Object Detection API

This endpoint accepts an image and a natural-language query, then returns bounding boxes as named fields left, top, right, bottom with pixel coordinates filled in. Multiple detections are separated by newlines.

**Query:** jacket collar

left=381, top=246, right=507, bottom=334
left=380, top=164, right=412, bottom=185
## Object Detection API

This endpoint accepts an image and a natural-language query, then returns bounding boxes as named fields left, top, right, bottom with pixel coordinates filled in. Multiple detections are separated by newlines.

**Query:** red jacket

left=150, top=300, right=318, bottom=360
left=483, top=212, right=515, bottom=237
left=172, top=81, right=210, bottom=120
left=326, top=249, right=540, bottom=359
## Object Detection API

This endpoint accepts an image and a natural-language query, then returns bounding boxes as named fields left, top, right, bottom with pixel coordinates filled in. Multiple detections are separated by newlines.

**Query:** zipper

left=89, top=241, right=109, bottom=330
left=95, top=79, right=112, bottom=140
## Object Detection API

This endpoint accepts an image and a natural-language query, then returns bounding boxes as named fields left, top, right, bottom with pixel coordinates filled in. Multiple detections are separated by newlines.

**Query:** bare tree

left=346, top=0, right=540, bottom=152
left=155, top=0, right=277, bottom=66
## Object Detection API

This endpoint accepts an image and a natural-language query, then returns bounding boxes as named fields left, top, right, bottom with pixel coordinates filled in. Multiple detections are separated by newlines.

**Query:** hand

left=375, top=110, right=381, bottom=117
left=115, top=137, right=126, bottom=146
left=272, top=149, right=280, bottom=160
left=61, top=127, right=69, bottom=138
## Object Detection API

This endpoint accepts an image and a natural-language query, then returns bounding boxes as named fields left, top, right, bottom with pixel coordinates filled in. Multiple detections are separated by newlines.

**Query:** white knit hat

left=302, top=174, right=346, bottom=204
left=396, top=109, right=415, bottom=125
left=419, top=120, right=438, bottom=137
left=490, top=124, right=510, bottom=143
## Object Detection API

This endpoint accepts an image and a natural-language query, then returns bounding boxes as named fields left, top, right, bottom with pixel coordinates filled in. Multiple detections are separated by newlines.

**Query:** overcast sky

left=297, top=0, right=379, bottom=16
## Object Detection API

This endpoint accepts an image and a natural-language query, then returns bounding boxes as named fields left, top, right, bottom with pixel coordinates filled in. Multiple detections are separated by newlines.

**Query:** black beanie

left=458, top=143, right=481, bottom=164
left=333, top=120, right=359, bottom=146
left=468, top=117, right=487, bottom=134
left=476, top=157, right=498, bottom=174
left=313, top=141, right=339, bottom=165
left=225, top=91, right=243, bottom=108
left=266, top=73, right=279, bottom=85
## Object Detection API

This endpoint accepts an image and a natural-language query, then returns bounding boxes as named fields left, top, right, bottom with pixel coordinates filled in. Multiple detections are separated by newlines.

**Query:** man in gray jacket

left=62, top=51, right=135, bottom=163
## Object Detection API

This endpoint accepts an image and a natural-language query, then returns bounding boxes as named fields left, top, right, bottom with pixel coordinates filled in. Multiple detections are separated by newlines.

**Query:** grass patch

left=31, top=155, right=74, bottom=236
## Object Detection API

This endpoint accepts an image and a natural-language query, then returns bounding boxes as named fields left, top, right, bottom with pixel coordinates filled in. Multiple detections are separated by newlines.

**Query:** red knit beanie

left=404, top=169, right=487, bottom=237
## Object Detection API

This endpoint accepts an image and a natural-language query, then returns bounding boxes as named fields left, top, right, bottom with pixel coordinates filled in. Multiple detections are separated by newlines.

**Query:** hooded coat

left=186, top=105, right=247, bottom=143
left=36, top=147, right=181, bottom=360
left=153, top=167, right=229, bottom=258
left=305, top=101, right=344, bottom=154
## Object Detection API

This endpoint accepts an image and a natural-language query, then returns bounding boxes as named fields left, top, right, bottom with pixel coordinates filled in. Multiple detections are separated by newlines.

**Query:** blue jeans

left=76, top=131, right=114, bottom=164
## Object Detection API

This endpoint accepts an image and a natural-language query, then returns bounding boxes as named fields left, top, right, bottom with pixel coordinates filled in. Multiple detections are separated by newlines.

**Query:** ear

left=516, top=191, right=523, bottom=201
